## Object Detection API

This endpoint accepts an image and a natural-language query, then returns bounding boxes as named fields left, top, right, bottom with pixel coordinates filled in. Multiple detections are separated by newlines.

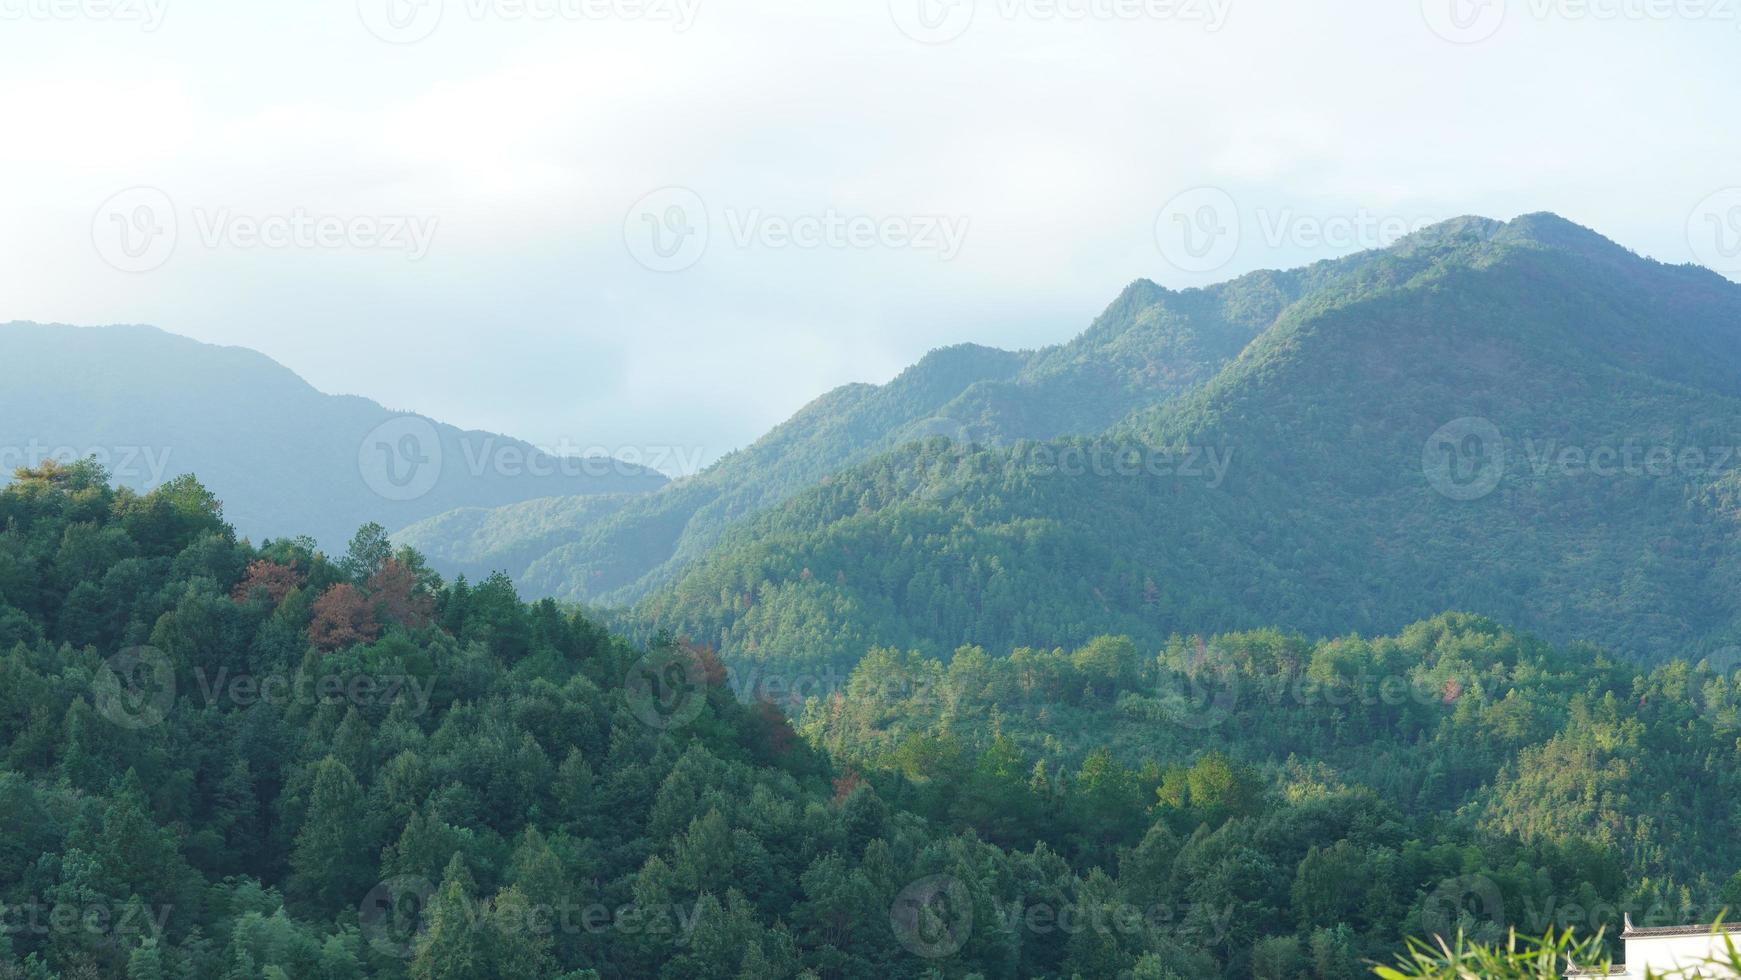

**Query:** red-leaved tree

left=231, top=559, right=304, bottom=606
left=307, top=583, right=381, bottom=652
left=365, top=558, right=433, bottom=630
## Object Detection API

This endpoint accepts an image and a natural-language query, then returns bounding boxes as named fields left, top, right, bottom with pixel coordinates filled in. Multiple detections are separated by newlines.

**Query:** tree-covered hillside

left=395, top=262, right=1319, bottom=606
left=634, top=215, right=1741, bottom=670
left=803, top=613, right=1741, bottom=895
left=7, top=462, right=1741, bottom=978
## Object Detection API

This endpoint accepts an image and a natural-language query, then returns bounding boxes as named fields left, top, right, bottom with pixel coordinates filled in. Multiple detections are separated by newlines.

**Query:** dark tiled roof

left=1622, top=921, right=1741, bottom=939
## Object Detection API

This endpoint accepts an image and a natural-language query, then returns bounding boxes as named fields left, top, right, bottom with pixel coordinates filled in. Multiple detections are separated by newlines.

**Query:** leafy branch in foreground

left=1375, top=929, right=1610, bottom=979
left=1376, top=927, right=1741, bottom=979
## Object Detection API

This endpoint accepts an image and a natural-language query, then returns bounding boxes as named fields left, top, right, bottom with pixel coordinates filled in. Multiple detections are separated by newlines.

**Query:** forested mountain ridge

left=6, top=463, right=1741, bottom=978
left=0, top=322, right=667, bottom=550
left=799, top=611, right=1741, bottom=961
left=806, top=612, right=1741, bottom=883
left=634, top=214, right=1741, bottom=670
left=397, top=252, right=1387, bottom=604
left=396, top=342, right=1030, bottom=602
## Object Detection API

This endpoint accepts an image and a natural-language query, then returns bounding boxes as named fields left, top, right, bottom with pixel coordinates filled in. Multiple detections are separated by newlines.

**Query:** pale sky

left=3, top=0, right=1738, bottom=473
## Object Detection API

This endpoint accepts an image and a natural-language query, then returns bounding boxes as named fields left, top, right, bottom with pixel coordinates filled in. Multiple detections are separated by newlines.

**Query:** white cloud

left=0, top=0, right=1736, bottom=470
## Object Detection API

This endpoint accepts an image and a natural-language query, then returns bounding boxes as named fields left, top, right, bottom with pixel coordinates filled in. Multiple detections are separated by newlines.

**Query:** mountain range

left=394, top=251, right=1308, bottom=602
left=0, top=322, right=667, bottom=549
left=11, top=211, right=1741, bottom=979
left=20, top=213, right=1741, bottom=671
left=620, top=213, right=1741, bottom=669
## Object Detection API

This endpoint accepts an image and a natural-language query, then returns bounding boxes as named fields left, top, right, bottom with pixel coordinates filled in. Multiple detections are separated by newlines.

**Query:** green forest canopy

left=5, top=460, right=1741, bottom=978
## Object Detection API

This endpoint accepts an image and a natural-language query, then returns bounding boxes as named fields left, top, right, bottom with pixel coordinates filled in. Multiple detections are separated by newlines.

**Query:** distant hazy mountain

left=0, top=323, right=666, bottom=549
left=397, top=269, right=1302, bottom=601
left=633, top=214, right=1741, bottom=669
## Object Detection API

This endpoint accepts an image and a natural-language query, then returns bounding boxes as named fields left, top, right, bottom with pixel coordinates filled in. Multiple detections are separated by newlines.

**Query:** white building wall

left=1624, top=933, right=1741, bottom=978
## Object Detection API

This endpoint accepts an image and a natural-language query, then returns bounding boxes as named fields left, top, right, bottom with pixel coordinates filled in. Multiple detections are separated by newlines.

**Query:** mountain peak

left=1390, top=212, right=1633, bottom=266
left=1100, top=278, right=1171, bottom=319
left=897, top=343, right=1026, bottom=389
left=1398, top=214, right=1506, bottom=249
left=1494, top=211, right=1637, bottom=261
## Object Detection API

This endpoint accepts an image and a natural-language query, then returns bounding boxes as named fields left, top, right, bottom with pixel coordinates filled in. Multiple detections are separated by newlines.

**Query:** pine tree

left=410, top=855, right=487, bottom=980
left=289, top=757, right=371, bottom=909
left=125, top=939, right=164, bottom=980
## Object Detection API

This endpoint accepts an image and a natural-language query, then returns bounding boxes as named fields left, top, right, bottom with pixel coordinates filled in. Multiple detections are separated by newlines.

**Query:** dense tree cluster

left=800, top=615, right=1741, bottom=972
left=7, top=460, right=1741, bottom=978
left=0, top=462, right=1304, bottom=978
